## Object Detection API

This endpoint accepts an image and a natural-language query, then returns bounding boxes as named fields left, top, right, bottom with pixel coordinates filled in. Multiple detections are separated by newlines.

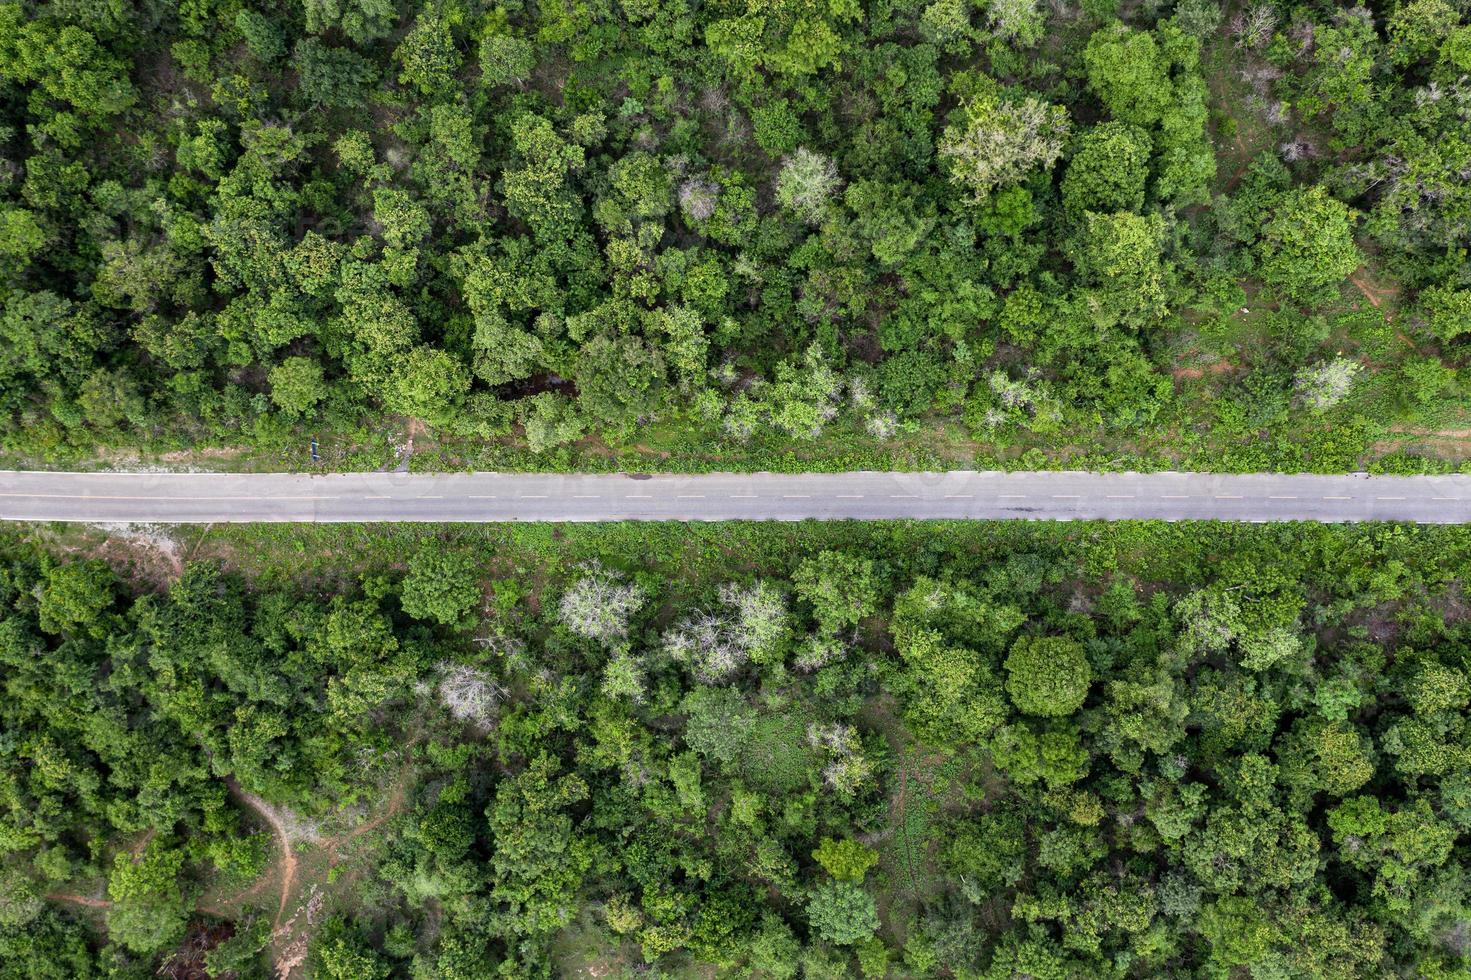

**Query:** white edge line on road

left=0, top=493, right=339, bottom=501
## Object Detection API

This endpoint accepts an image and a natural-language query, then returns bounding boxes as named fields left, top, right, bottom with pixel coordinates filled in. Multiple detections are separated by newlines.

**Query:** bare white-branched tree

left=664, top=610, right=748, bottom=683
left=432, top=662, right=506, bottom=728
left=558, top=562, right=648, bottom=644
left=776, top=148, right=842, bottom=225
left=864, top=410, right=898, bottom=440
left=794, top=633, right=848, bottom=672
left=1230, top=3, right=1276, bottom=50
left=663, top=580, right=789, bottom=681
left=986, top=0, right=1046, bottom=46
left=1295, top=357, right=1362, bottom=411
left=806, top=722, right=875, bottom=795
left=721, top=580, right=789, bottom=664
left=678, top=177, right=720, bottom=222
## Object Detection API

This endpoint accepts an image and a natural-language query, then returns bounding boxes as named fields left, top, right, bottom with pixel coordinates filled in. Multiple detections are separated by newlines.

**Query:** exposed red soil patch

left=1172, top=361, right=1238, bottom=381
left=1349, top=270, right=1399, bottom=310
left=47, top=892, right=111, bottom=909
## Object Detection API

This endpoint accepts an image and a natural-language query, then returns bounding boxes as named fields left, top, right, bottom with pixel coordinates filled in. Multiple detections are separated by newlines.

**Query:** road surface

left=1, top=470, right=1470, bottom=523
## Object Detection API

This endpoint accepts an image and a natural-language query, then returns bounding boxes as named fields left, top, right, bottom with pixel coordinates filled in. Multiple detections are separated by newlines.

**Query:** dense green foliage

left=7, top=519, right=1471, bottom=975
left=1, top=0, right=1469, bottom=470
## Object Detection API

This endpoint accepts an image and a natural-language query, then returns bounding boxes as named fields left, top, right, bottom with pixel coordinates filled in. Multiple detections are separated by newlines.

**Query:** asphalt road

left=2, top=470, right=1471, bottom=523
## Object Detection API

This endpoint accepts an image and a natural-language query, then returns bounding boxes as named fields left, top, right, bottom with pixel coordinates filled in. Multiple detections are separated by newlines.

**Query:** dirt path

left=392, top=418, right=426, bottom=473
left=889, top=762, right=924, bottom=901
left=1350, top=271, right=1399, bottom=309
left=1385, top=427, right=1471, bottom=440
left=1172, top=361, right=1237, bottom=381
left=224, top=778, right=303, bottom=926
left=321, top=779, right=410, bottom=858
left=47, top=892, right=111, bottom=909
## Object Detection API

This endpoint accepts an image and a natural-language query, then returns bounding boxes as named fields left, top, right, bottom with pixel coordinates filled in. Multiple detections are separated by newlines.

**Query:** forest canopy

left=0, top=0, right=1468, bottom=470
left=4, top=518, right=1471, bottom=976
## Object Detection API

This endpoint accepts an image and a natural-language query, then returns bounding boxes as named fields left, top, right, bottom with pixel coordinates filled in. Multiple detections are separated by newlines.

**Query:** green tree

left=394, top=10, right=460, bottom=95
left=575, top=334, right=666, bottom=430
left=268, top=357, right=326, bottom=417
left=1198, top=896, right=1280, bottom=972
left=813, top=838, right=878, bottom=882
left=1084, top=23, right=1171, bottom=127
left=1062, top=123, right=1151, bottom=215
left=1278, top=719, right=1374, bottom=799
left=383, top=347, right=471, bottom=429
left=845, top=180, right=937, bottom=267
left=793, top=551, right=878, bottom=634
left=1004, top=635, right=1092, bottom=717
left=944, top=806, right=1026, bottom=901
left=1256, top=187, right=1361, bottom=306
left=1421, top=284, right=1471, bottom=342
left=105, top=842, right=194, bottom=954
left=312, top=917, right=392, bottom=979
left=939, top=84, right=1070, bottom=201
left=480, top=33, right=534, bottom=87
left=235, top=9, right=285, bottom=62
left=36, top=560, right=114, bottom=639
left=1069, top=210, right=1169, bottom=328
left=682, top=687, right=757, bottom=765
left=487, top=754, right=594, bottom=937
left=293, top=38, right=377, bottom=108
left=400, top=546, right=480, bottom=626
left=501, top=113, right=585, bottom=242
left=0, top=14, right=135, bottom=126
left=806, top=881, right=880, bottom=945
left=302, top=0, right=396, bottom=45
